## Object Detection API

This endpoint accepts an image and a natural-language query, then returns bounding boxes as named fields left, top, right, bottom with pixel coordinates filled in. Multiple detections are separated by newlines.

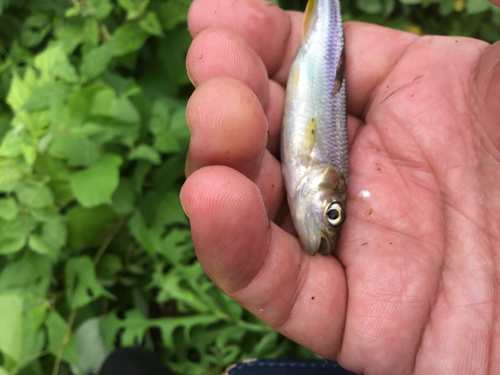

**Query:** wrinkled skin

left=180, top=0, right=500, bottom=373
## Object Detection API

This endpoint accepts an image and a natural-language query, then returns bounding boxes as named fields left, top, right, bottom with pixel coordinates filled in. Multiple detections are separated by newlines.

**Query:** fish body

left=281, top=0, right=348, bottom=256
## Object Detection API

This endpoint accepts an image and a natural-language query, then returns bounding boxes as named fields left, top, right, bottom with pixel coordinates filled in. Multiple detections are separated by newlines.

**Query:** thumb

left=473, top=40, right=500, bottom=151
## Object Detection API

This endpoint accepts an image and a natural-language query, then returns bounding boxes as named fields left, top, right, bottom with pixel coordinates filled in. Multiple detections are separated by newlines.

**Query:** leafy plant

left=0, top=0, right=497, bottom=375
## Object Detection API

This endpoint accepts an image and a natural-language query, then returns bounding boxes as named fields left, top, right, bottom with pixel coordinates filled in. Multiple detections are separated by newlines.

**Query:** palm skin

left=180, top=0, right=500, bottom=373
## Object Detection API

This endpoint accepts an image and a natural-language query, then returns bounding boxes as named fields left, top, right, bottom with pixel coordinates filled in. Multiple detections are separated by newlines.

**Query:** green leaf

left=81, top=42, right=117, bottom=82
left=46, top=310, right=78, bottom=366
left=16, top=180, right=54, bottom=208
left=23, top=81, right=71, bottom=111
left=467, top=0, right=491, bottom=14
left=139, top=11, right=163, bottom=36
left=0, top=158, right=30, bottom=192
left=357, top=0, right=383, bottom=13
left=0, top=294, right=23, bottom=363
left=118, top=0, right=150, bottom=20
left=28, top=219, right=67, bottom=260
left=128, top=211, right=155, bottom=254
left=154, top=131, right=181, bottom=153
left=153, top=191, right=188, bottom=228
left=67, top=205, right=117, bottom=250
left=0, top=213, right=33, bottom=254
left=91, top=88, right=141, bottom=124
left=21, top=14, right=51, bottom=48
left=96, top=254, right=123, bottom=278
left=148, top=99, right=171, bottom=135
left=170, top=107, right=190, bottom=140
left=158, top=1, right=190, bottom=30
left=128, top=144, right=161, bottom=164
left=71, top=154, right=122, bottom=208
left=0, top=236, right=25, bottom=254
left=0, top=253, right=51, bottom=294
left=54, top=22, right=85, bottom=54
left=0, top=197, right=18, bottom=220
left=34, top=45, right=78, bottom=83
left=111, top=178, right=135, bottom=214
left=66, top=256, right=115, bottom=309
left=0, top=127, right=27, bottom=158
left=112, top=22, right=149, bottom=56
left=6, top=71, right=35, bottom=113
left=50, top=134, right=99, bottom=167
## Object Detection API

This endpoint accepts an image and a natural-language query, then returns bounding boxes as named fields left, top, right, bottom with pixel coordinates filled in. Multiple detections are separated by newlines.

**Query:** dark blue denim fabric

left=227, top=359, right=358, bottom=375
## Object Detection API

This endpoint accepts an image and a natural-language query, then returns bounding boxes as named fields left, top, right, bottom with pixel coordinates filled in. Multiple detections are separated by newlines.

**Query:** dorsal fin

left=302, top=0, right=317, bottom=39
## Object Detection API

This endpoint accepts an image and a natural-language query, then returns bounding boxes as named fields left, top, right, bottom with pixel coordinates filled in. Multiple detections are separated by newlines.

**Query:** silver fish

left=281, top=0, right=348, bottom=256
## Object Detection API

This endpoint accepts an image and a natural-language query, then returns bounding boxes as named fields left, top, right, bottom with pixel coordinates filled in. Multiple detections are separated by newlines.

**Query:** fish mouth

left=318, top=236, right=333, bottom=255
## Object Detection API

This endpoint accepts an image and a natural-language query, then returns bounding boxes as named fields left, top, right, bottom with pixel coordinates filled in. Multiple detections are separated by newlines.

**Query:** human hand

left=180, top=0, right=500, bottom=373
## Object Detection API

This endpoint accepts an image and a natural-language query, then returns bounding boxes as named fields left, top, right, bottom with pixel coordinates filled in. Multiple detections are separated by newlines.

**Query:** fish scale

left=281, top=0, right=348, bottom=256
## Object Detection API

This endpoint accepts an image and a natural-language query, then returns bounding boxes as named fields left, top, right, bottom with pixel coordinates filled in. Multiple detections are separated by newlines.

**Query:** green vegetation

left=0, top=0, right=497, bottom=374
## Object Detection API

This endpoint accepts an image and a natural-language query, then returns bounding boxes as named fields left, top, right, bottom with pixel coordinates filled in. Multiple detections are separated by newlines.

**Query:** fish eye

left=326, top=203, right=344, bottom=226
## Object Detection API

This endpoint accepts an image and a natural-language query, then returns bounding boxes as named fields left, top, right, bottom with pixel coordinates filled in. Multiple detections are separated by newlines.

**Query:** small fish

left=281, top=0, right=348, bottom=256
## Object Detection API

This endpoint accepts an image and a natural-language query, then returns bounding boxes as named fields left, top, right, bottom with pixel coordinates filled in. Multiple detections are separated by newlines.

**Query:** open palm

left=181, top=0, right=500, bottom=373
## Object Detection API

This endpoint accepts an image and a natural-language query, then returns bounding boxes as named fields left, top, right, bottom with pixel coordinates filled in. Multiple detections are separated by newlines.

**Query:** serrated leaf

left=139, top=11, right=163, bottom=36
left=16, top=180, right=54, bottom=208
left=6, top=71, right=34, bottom=112
left=0, top=294, right=22, bottom=362
left=157, top=315, right=220, bottom=349
left=128, top=144, right=161, bottom=164
left=112, top=22, right=149, bottom=56
left=118, top=0, right=150, bottom=20
left=71, top=154, right=122, bottom=208
left=0, top=197, right=18, bottom=220
left=34, top=45, right=78, bottom=83
left=81, top=42, right=116, bottom=82
left=67, top=205, right=117, bottom=250
left=66, top=256, right=115, bottom=309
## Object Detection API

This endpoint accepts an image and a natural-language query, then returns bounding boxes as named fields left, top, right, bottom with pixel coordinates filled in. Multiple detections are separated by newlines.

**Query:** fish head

left=293, top=164, right=346, bottom=256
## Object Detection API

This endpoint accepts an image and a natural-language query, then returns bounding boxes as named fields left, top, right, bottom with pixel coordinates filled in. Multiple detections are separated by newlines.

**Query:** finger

left=188, top=0, right=421, bottom=120
left=186, top=28, right=285, bottom=153
left=188, top=0, right=291, bottom=76
left=185, top=77, right=285, bottom=219
left=186, top=77, right=267, bottom=180
left=181, top=166, right=347, bottom=359
left=186, top=27, right=269, bottom=107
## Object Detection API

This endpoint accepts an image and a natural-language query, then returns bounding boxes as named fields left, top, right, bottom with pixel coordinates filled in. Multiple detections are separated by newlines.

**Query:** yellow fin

left=302, top=0, right=317, bottom=39
left=301, top=115, right=317, bottom=156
